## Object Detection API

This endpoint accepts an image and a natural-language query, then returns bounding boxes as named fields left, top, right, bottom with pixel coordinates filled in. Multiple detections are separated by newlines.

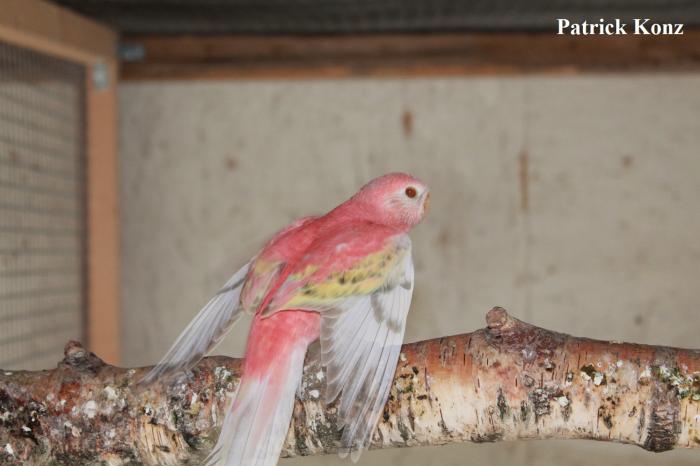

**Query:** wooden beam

left=121, top=31, right=700, bottom=80
left=0, top=0, right=116, bottom=64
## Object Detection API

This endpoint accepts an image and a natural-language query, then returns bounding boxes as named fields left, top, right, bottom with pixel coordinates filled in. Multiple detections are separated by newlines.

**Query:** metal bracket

left=92, top=62, right=109, bottom=90
left=118, top=43, right=146, bottom=62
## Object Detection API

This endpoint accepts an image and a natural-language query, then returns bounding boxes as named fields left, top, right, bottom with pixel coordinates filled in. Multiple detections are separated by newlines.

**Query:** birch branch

left=1, top=307, right=699, bottom=465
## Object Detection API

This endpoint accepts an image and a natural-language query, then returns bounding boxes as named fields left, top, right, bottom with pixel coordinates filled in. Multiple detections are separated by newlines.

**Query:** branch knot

left=61, top=341, right=106, bottom=372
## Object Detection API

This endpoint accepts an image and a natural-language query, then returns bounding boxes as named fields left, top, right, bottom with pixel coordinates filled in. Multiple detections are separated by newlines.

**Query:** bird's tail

left=206, top=311, right=319, bottom=466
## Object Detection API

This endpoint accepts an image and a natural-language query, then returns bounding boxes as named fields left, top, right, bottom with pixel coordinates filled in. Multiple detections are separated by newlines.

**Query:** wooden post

left=85, top=60, right=120, bottom=364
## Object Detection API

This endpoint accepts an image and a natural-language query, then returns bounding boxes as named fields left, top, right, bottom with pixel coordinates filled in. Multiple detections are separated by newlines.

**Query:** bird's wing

left=262, top=232, right=414, bottom=459
left=138, top=260, right=251, bottom=386
left=321, top=236, right=413, bottom=460
left=138, top=216, right=318, bottom=386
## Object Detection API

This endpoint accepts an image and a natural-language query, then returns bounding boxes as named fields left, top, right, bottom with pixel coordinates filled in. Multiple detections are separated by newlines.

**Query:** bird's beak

left=422, top=191, right=431, bottom=215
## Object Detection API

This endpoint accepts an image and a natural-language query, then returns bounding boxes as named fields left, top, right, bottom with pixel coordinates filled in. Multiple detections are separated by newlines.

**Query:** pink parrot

left=140, top=173, right=430, bottom=465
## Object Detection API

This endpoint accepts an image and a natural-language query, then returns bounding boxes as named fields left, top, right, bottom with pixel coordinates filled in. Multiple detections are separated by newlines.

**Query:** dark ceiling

left=52, top=0, right=700, bottom=35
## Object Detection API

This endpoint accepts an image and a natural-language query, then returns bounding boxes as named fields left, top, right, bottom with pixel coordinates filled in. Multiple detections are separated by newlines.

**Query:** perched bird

left=140, top=173, right=430, bottom=465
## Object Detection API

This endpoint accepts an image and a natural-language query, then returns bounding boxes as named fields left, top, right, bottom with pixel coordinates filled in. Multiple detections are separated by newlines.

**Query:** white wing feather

left=321, top=238, right=414, bottom=460
left=139, top=260, right=251, bottom=386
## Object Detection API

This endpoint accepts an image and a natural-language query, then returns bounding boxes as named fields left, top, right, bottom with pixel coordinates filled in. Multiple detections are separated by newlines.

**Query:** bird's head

left=351, top=173, right=430, bottom=229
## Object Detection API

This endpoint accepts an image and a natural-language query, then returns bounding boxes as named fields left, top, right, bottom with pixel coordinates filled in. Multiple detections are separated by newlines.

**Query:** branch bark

left=1, top=307, right=699, bottom=465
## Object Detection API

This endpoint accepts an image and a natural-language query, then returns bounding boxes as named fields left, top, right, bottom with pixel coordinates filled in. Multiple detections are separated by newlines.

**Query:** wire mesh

left=0, top=41, right=86, bottom=371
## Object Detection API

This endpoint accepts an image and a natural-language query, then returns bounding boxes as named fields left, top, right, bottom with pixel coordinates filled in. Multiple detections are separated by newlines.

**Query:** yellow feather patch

left=287, top=264, right=319, bottom=281
left=251, top=258, right=278, bottom=275
left=241, top=258, right=284, bottom=313
left=284, top=245, right=406, bottom=307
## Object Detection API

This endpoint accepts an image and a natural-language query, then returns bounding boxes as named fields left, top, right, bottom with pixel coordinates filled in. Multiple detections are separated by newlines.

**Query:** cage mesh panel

left=0, top=41, right=86, bottom=370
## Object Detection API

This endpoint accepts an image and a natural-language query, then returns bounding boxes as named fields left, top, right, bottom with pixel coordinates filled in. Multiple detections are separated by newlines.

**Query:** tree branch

left=1, top=307, right=699, bottom=464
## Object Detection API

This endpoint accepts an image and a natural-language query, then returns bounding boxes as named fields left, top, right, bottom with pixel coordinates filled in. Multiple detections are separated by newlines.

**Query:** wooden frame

left=121, top=31, right=700, bottom=81
left=0, top=0, right=120, bottom=364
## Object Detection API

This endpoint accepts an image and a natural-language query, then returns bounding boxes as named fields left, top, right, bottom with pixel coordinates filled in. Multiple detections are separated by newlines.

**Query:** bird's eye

left=405, top=186, right=417, bottom=198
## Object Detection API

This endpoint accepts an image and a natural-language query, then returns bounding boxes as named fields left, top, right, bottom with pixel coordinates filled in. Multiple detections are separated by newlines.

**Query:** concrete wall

left=119, top=75, right=700, bottom=466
